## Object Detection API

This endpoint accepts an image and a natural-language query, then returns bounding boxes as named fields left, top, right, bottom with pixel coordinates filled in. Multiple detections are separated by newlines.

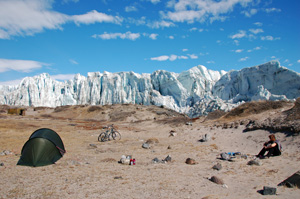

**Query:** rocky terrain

left=0, top=100, right=299, bottom=198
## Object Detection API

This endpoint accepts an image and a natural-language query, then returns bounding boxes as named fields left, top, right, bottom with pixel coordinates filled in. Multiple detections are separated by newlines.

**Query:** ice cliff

left=1, top=61, right=299, bottom=117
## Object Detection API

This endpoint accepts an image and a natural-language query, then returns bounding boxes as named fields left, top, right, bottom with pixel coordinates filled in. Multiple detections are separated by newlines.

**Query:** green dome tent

left=17, top=128, right=66, bottom=167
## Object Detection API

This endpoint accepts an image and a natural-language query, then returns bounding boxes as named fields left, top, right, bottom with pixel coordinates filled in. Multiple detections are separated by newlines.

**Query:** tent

left=17, top=128, right=66, bottom=167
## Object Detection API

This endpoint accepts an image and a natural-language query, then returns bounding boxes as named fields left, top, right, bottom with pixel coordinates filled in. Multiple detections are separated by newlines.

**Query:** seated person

left=257, top=134, right=281, bottom=159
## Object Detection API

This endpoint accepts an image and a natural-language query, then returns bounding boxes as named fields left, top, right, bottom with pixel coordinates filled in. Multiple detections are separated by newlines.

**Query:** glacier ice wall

left=0, top=61, right=299, bottom=117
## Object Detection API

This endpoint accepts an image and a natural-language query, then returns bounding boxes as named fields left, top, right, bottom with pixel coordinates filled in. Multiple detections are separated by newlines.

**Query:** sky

left=0, top=0, right=299, bottom=86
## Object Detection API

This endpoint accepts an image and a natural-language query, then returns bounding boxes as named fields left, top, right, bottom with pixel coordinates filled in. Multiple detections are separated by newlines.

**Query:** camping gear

left=17, top=128, right=66, bottom=167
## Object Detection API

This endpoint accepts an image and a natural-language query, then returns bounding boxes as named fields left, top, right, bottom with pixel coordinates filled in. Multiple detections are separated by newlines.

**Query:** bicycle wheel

left=98, top=132, right=107, bottom=142
left=111, top=131, right=121, bottom=140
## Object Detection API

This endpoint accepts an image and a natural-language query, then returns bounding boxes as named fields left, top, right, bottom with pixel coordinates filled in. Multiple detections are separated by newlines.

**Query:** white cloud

left=265, top=8, right=281, bottom=13
left=0, top=58, right=47, bottom=73
left=69, top=59, right=78, bottom=65
left=254, top=22, right=263, bottom=26
left=62, top=0, right=79, bottom=4
left=297, top=60, right=300, bottom=63
left=149, top=0, right=160, bottom=4
left=188, top=54, right=198, bottom=59
left=162, top=0, right=253, bottom=23
left=147, top=20, right=175, bottom=29
left=125, top=6, right=138, bottom=12
left=239, top=57, right=249, bottom=62
left=182, top=49, right=188, bottom=52
left=169, top=35, right=174, bottom=39
left=261, top=35, right=280, bottom=41
left=241, top=8, right=258, bottom=17
left=189, top=27, right=197, bottom=31
left=149, top=33, right=158, bottom=40
left=51, top=74, right=75, bottom=81
left=235, top=49, right=243, bottom=53
left=93, top=31, right=141, bottom=40
left=230, top=30, right=247, bottom=39
left=72, top=10, right=122, bottom=25
left=150, top=55, right=169, bottom=61
left=233, top=40, right=239, bottom=45
left=0, top=0, right=121, bottom=39
left=206, top=61, right=215, bottom=64
left=249, top=28, right=263, bottom=34
left=150, top=54, right=193, bottom=61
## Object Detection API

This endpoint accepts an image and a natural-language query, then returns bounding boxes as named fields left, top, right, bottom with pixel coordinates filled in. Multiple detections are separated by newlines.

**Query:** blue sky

left=0, top=0, right=299, bottom=85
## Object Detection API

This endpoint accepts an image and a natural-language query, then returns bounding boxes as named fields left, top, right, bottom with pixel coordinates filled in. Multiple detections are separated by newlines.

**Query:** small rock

left=186, top=122, right=193, bottom=126
left=0, top=163, right=4, bottom=166
left=0, top=150, right=13, bottom=155
left=212, top=163, right=222, bottom=171
left=200, top=134, right=211, bottom=142
left=89, top=144, right=97, bottom=148
left=210, top=176, right=225, bottom=185
left=142, top=143, right=150, bottom=149
left=164, top=155, right=172, bottom=162
left=114, top=176, right=123, bottom=179
left=152, top=157, right=160, bottom=163
left=167, top=145, right=172, bottom=149
left=247, top=160, right=262, bottom=166
left=185, top=158, right=197, bottom=165
left=262, top=186, right=276, bottom=195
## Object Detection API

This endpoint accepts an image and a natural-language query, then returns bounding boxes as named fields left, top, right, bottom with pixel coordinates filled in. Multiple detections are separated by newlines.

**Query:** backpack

left=275, top=140, right=283, bottom=152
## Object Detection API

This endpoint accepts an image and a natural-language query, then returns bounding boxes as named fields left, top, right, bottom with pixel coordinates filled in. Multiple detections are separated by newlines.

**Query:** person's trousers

left=258, top=147, right=281, bottom=157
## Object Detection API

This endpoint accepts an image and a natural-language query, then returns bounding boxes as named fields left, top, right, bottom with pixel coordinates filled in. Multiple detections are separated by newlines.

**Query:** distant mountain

left=1, top=61, right=299, bottom=118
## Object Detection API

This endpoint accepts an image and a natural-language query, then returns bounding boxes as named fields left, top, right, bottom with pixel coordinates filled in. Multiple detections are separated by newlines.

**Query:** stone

left=212, top=163, right=222, bottom=171
left=210, top=176, right=225, bottom=185
left=185, top=158, right=197, bottom=165
left=142, top=143, right=150, bottom=149
left=278, top=170, right=300, bottom=188
left=152, top=158, right=160, bottom=163
left=247, top=160, right=262, bottom=166
left=200, top=133, right=211, bottom=142
left=164, top=155, right=172, bottom=162
left=262, top=186, right=276, bottom=195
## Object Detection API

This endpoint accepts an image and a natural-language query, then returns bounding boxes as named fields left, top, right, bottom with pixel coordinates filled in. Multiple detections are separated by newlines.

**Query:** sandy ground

left=0, top=104, right=300, bottom=199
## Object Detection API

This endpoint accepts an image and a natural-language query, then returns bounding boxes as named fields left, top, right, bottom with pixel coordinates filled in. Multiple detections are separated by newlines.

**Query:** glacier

left=0, top=61, right=300, bottom=118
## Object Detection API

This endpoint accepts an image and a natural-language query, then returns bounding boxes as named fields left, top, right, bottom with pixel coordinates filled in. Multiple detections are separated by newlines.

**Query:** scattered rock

left=185, top=158, right=197, bottom=165
left=142, top=143, right=150, bottom=149
left=200, top=134, right=211, bottom=142
left=145, top=138, right=159, bottom=144
left=0, top=150, right=13, bottom=155
left=278, top=170, right=300, bottom=188
left=0, top=162, right=4, bottom=166
left=169, top=130, right=177, bottom=137
left=114, top=176, right=123, bottom=179
left=164, top=155, right=172, bottom=162
left=262, top=186, right=277, bottom=195
left=167, top=145, right=172, bottom=149
left=186, top=122, right=193, bottom=126
left=247, top=159, right=262, bottom=166
left=88, top=144, right=97, bottom=149
left=152, top=155, right=172, bottom=164
left=152, top=157, right=160, bottom=163
left=212, top=163, right=222, bottom=171
left=209, top=176, right=225, bottom=185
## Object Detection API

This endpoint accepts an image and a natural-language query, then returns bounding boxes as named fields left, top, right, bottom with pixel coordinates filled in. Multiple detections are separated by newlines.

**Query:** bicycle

left=98, top=124, right=121, bottom=142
